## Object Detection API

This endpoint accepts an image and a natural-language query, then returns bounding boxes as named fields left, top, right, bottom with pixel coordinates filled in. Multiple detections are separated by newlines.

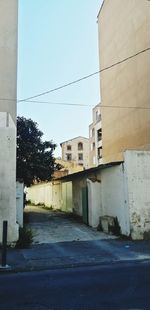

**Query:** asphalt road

left=0, top=261, right=150, bottom=309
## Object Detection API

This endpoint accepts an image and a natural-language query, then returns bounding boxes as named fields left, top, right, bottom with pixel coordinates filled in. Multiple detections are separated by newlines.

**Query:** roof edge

left=97, top=0, right=106, bottom=19
left=54, top=161, right=123, bottom=182
left=60, top=136, right=89, bottom=146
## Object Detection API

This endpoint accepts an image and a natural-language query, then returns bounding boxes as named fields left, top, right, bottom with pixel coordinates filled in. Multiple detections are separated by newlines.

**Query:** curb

left=0, top=257, right=150, bottom=275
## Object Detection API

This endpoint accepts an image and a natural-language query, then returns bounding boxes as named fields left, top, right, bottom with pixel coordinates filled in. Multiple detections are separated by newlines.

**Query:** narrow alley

left=24, top=205, right=115, bottom=244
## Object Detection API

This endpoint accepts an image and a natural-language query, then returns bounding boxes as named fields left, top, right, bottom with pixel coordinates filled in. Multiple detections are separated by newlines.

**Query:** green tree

left=17, top=116, right=60, bottom=186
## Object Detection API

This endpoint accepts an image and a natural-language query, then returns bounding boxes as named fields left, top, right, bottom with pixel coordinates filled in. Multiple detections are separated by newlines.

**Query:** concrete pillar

left=0, top=0, right=18, bottom=243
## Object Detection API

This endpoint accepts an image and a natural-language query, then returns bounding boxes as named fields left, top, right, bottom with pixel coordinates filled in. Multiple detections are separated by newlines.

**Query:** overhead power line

left=0, top=97, right=150, bottom=110
left=19, top=99, right=150, bottom=110
left=19, top=99, right=94, bottom=107
left=18, top=46, right=150, bottom=102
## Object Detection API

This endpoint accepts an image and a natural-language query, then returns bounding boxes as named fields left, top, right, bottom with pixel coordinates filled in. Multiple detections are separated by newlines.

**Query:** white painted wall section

left=72, top=178, right=87, bottom=216
left=0, top=0, right=18, bottom=123
left=0, top=113, right=18, bottom=242
left=27, top=183, right=53, bottom=207
left=16, top=181, right=24, bottom=227
left=27, top=181, right=72, bottom=212
left=87, top=179, right=102, bottom=227
left=62, top=182, right=72, bottom=212
left=101, top=165, right=130, bottom=236
left=124, top=151, right=150, bottom=240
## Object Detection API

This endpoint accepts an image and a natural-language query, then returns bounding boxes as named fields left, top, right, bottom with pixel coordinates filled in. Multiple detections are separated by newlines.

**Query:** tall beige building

left=60, top=136, right=89, bottom=169
left=98, top=0, right=150, bottom=163
left=0, top=0, right=18, bottom=242
left=89, top=103, right=102, bottom=167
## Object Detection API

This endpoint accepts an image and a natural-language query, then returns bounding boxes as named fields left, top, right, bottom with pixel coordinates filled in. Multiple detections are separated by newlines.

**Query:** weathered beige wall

left=0, top=0, right=18, bottom=122
left=55, top=159, right=83, bottom=174
left=98, top=0, right=150, bottom=163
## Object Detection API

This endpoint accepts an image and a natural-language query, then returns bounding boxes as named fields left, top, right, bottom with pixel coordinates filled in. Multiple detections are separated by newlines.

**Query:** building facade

left=0, top=0, right=18, bottom=243
left=89, top=103, right=102, bottom=167
left=98, top=0, right=150, bottom=163
left=60, top=136, right=89, bottom=169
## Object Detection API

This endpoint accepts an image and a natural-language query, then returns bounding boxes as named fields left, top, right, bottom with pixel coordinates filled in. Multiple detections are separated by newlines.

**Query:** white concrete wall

left=101, top=165, right=130, bottom=236
left=0, top=113, right=18, bottom=242
left=16, top=181, right=24, bottom=227
left=87, top=178, right=102, bottom=227
left=72, top=178, right=87, bottom=216
left=52, top=183, right=62, bottom=209
left=27, top=183, right=53, bottom=208
left=27, top=181, right=72, bottom=212
left=124, top=151, right=150, bottom=240
left=61, top=182, right=72, bottom=212
left=0, top=1, right=18, bottom=243
left=27, top=151, right=150, bottom=239
left=0, top=0, right=18, bottom=123
left=71, top=165, right=130, bottom=235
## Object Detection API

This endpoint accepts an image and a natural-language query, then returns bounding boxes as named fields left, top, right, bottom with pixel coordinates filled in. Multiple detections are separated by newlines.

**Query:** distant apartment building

left=0, top=0, right=18, bottom=242
left=89, top=103, right=102, bottom=167
left=60, top=136, right=89, bottom=169
left=98, top=0, right=150, bottom=163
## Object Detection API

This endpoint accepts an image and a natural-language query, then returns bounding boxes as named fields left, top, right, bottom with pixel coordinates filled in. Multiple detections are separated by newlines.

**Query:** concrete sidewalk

left=1, top=239, right=150, bottom=273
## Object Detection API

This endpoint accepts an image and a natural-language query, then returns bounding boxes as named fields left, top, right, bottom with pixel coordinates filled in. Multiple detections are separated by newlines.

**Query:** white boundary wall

left=124, top=151, right=150, bottom=239
left=87, top=179, right=102, bottom=228
left=100, top=165, right=130, bottom=236
left=0, top=1, right=18, bottom=243
left=0, top=113, right=18, bottom=242
left=27, top=181, right=72, bottom=212
left=27, top=151, right=150, bottom=239
left=16, top=181, right=24, bottom=227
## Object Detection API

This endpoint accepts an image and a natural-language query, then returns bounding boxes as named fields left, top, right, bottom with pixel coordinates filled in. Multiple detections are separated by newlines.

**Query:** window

left=98, top=147, right=102, bottom=159
left=97, top=128, right=102, bottom=141
left=78, top=142, right=83, bottom=150
left=78, top=153, right=83, bottom=161
left=96, top=112, right=101, bottom=122
left=92, top=128, right=95, bottom=137
left=93, top=142, right=95, bottom=150
left=66, top=153, right=72, bottom=161
left=67, top=145, right=71, bottom=151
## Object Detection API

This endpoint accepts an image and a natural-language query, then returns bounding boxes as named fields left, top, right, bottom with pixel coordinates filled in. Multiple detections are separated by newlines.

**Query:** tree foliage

left=17, top=116, right=60, bottom=186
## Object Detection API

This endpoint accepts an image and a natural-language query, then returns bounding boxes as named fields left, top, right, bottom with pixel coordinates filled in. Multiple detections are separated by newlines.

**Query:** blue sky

left=17, top=0, right=103, bottom=156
